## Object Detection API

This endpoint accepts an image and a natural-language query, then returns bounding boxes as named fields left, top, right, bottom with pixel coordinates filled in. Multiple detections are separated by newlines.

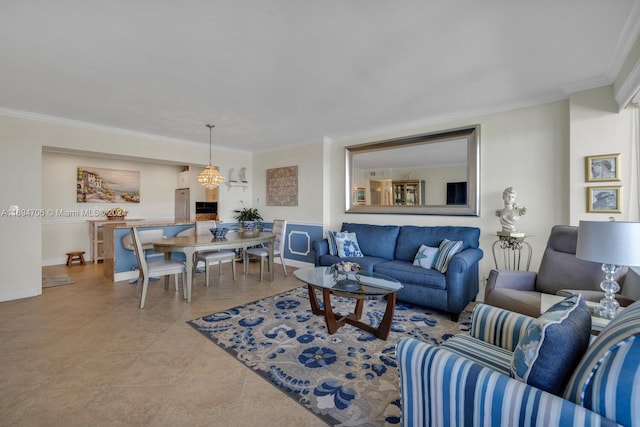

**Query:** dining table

left=152, top=230, right=276, bottom=302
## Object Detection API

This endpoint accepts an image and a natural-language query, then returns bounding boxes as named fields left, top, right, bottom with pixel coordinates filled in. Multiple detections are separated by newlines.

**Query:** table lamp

left=576, top=220, right=640, bottom=319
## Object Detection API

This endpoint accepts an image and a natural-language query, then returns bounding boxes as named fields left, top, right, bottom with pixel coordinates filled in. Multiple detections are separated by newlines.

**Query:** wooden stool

left=66, top=251, right=86, bottom=266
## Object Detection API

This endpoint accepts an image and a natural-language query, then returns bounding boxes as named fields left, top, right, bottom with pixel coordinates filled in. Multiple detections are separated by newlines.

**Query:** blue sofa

left=312, top=223, right=483, bottom=320
left=396, top=299, right=640, bottom=426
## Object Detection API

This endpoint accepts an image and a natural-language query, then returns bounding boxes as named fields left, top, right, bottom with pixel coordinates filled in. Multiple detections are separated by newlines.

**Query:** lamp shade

left=576, top=220, right=640, bottom=266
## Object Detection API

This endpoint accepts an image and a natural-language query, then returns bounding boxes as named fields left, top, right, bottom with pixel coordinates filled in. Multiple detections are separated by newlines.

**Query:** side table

left=541, top=293, right=613, bottom=333
left=491, top=234, right=532, bottom=271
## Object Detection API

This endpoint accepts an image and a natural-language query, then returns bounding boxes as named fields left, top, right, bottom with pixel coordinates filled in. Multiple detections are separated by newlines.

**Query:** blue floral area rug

left=187, top=286, right=471, bottom=426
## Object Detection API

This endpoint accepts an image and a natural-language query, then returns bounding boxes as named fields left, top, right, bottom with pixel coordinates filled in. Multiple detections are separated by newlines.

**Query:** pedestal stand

left=492, top=232, right=532, bottom=271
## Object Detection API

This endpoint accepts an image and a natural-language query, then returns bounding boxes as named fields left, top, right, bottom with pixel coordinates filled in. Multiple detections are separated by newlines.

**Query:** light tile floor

left=0, top=262, right=329, bottom=427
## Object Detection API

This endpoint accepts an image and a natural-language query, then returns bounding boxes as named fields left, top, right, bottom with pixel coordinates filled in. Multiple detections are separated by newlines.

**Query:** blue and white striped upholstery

left=470, top=303, right=536, bottom=351
left=563, top=300, right=640, bottom=426
left=397, top=302, right=640, bottom=426
left=396, top=338, right=618, bottom=427
left=440, top=334, right=513, bottom=376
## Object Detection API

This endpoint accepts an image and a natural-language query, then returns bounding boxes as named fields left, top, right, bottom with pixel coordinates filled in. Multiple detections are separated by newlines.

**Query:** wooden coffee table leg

left=307, top=285, right=323, bottom=315
left=353, top=298, right=364, bottom=320
left=375, top=292, right=397, bottom=340
left=322, top=288, right=340, bottom=334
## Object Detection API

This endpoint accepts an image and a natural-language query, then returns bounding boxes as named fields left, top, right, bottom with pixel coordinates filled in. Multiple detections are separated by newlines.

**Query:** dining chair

left=130, top=227, right=186, bottom=309
left=244, top=219, right=287, bottom=281
left=122, top=228, right=165, bottom=283
left=194, top=221, right=236, bottom=286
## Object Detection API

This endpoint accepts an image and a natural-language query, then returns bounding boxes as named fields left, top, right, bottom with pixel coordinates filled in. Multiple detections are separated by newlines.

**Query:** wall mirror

left=345, top=125, right=480, bottom=216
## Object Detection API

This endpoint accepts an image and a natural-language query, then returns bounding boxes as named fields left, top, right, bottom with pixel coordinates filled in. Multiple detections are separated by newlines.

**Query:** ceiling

left=1, top=1, right=640, bottom=153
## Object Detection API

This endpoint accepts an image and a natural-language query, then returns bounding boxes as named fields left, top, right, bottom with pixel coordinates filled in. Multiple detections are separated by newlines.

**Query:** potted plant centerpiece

left=233, top=206, right=263, bottom=234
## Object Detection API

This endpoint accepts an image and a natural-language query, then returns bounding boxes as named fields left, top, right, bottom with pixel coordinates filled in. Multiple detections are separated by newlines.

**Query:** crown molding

left=0, top=106, right=254, bottom=155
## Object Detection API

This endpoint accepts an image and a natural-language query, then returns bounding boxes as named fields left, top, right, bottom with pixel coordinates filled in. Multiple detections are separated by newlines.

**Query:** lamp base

left=598, top=263, right=621, bottom=320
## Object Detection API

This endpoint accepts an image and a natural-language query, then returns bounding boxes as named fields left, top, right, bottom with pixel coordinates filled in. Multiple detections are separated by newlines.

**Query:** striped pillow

left=434, top=239, right=463, bottom=273
left=326, top=231, right=339, bottom=256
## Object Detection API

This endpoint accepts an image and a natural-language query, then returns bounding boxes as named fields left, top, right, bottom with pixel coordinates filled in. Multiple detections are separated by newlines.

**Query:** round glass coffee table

left=293, top=267, right=403, bottom=340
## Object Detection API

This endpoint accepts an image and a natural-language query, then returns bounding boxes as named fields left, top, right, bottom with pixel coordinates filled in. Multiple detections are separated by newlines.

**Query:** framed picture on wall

left=355, top=187, right=366, bottom=205
left=585, top=153, right=620, bottom=182
left=587, top=186, right=622, bottom=213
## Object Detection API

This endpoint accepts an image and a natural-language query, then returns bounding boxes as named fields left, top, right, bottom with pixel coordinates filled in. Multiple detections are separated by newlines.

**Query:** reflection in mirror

left=345, top=125, right=480, bottom=216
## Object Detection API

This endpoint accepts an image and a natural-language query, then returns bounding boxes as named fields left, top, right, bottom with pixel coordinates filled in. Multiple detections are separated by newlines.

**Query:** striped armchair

left=396, top=301, right=640, bottom=426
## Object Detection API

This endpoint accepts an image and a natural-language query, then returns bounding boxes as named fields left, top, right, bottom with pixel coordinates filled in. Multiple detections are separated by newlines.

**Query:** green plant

left=233, top=207, right=263, bottom=222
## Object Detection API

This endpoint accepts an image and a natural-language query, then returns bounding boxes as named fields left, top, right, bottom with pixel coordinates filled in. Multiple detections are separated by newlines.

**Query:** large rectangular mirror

left=345, top=125, right=480, bottom=216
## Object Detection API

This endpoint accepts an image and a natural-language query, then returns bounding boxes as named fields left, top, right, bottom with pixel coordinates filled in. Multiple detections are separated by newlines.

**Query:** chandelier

left=197, top=124, right=225, bottom=190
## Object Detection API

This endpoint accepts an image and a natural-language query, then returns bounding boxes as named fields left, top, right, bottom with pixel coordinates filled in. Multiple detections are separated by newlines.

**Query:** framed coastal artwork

left=77, top=167, right=140, bottom=203
left=585, top=153, right=620, bottom=182
left=586, top=186, right=622, bottom=213
left=355, top=187, right=366, bottom=205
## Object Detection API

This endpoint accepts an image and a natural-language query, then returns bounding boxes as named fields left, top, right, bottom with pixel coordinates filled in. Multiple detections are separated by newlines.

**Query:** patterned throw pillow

left=334, top=232, right=364, bottom=258
left=413, top=244, right=439, bottom=269
left=434, top=239, right=463, bottom=273
left=511, top=294, right=591, bottom=396
left=326, top=231, right=339, bottom=256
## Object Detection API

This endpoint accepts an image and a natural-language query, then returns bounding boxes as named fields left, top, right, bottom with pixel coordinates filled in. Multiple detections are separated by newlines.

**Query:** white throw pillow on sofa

left=413, top=244, right=439, bottom=269
left=334, top=232, right=364, bottom=258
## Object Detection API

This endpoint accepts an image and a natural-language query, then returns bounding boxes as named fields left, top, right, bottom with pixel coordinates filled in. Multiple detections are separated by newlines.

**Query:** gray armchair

left=484, top=225, right=630, bottom=317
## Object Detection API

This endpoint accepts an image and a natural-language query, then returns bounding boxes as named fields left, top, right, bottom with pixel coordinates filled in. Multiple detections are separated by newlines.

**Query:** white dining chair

left=244, top=219, right=287, bottom=282
left=195, top=221, right=236, bottom=286
left=122, top=228, right=165, bottom=283
left=130, top=227, right=186, bottom=309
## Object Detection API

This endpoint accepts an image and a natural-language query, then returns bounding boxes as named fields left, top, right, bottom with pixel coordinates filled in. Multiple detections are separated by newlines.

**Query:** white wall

left=0, top=122, right=42, bottom=301
left=569, top=86, right=639, bottom=223
left=251, top=142, right=325, bottom=224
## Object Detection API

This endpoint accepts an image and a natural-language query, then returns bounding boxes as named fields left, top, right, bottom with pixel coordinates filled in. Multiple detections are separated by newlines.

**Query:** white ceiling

left=1, top=1, right=640, bottom=152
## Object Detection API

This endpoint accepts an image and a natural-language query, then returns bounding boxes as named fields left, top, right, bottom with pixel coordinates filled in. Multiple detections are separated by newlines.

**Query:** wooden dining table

left=152, top=231, right=276, bottom=302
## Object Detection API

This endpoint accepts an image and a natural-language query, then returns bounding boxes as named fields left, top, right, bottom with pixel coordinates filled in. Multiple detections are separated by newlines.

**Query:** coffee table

left=293, top=267, right=403, bottom=340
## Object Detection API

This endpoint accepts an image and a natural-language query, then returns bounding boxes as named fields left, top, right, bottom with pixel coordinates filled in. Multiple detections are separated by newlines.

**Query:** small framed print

left=355, top=187, right=366, bottom=205
left=585, top=153, right=620, bottom=182
left=587, top=186, right=622, bottom=213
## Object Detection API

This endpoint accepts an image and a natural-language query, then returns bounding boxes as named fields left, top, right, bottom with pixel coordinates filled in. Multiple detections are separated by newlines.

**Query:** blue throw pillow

left=413, top=244, right=439, bottom=269
left=511, top=294, right=591, bottom=396
left=434, top=239, right=463, bottom=273
left=334, top=232, right=364, bottom=258
left=326, top=231, right=339, bottom=256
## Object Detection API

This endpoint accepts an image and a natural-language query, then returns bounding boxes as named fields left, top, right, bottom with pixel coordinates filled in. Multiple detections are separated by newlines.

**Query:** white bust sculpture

left=495, top=187, right=527, bottom=235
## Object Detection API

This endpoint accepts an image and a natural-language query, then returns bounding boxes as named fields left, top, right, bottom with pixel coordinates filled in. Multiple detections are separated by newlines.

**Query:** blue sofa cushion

left=333, top=232, right=363, bottom=257
left=341, top=223, right=399, bottom=260
left=394, top=225, right=480, bottom=262
left=511, top=294, right=591, bottom=396
left=374, top=260, right=447, bottom=289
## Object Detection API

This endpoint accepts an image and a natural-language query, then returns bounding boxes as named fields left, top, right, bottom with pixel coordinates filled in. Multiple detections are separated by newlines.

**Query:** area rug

left=187, top=286, right=471, bottom=426
left=42, top=274, right=74, bottom=288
